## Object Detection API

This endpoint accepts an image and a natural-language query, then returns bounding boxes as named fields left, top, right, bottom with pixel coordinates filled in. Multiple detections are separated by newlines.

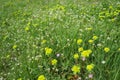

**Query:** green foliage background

left=0, top=0, right=120, bottom=80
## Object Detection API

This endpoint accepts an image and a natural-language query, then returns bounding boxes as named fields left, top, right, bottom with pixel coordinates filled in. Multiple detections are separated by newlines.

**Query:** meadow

left=0, top=0, right=120, bottom=80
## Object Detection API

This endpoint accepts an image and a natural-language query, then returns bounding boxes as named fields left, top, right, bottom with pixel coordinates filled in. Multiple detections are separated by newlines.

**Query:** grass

left=0, top=0, right=120, bottom=80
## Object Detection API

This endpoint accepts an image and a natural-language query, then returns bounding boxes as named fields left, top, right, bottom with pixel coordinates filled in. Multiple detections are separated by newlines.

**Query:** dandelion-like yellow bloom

left=73, top=53, right=79, bottom=59
left=104, top=47, right=110, bottom=52
left=13, top=45, right=17, bottom=49
left=25, top=27, right=29, bottom=31
left=86, top=64, right=94, bottom=71
left=81, top=49, right=92, bottom=57
left=87, top=49, right=92, bottom=53
left=77, top=39, right=83, bottom=45
left=45, top=47, right=53, bottom=55
left=51, top=59, right=57, bottom=65
left=38, top=75, right=46, bottom=80
left=92, top=36, right=98, bottom=40
left=71, top=65, right=80, bottom=74
left=88, top=39, right=94, bottom=44
left=78, top=47, right=84, bottom=52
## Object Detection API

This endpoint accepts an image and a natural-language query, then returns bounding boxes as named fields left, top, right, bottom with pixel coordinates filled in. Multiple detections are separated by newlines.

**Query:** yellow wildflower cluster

left=86, top=64, right=94, bottom=71
left=92, top=36, right=98, bottom=40
left=78, top=47, right=84, bottom=52
left=13, top=45, right=17, bottom=49
left=104, top=47, right=110, bottom=52
left=25, top=27, right=29, bottom=31
left=77, top=39, right=83, bottom=45
left=99, top=5, right=120, bottom=21
left=45, top=47, right=53, bottom=55
left=81, top=49, right=92, bottom=57
left=38, top=75, right=46, bottom=80
left=88, top=36, right=98, bottom=44
left=73, top=53, right=79, bottom=59
left=51, top=59, right=57, bottom=65
left=88, top=39, right=94, bottom=44
left=71, top=65, right=80, bottom=74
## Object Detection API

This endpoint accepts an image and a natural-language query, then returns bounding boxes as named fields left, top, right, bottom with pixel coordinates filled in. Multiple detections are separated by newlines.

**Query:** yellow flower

left=77, top=39, right=83, bottom=45
left=71, top=65, right=80, bottom=74
left=13, top=45, right=17, bottom=49
left=41, top=39, right=47, bottom=44
left=78, top=47, right=84, bottom=52
left=45, top=47, right=53, bottom=55
left=81, top=49, right=92, bottom=57
left=92, top=36, right=98, bottom=40
left=38, top=75, right=46, bottom=80
left=73, top=53, right=79, bottom=59
left=86, top=64, right=94, bottom=71
left=104, top=47, right=110, bottom=52
left=88, top=39, right=94, bottom=44
left=87, top=49, right=92, bottom=53
left=25, top=27, right=29, bottom=31
left=51, top=59, right=57, bottom=65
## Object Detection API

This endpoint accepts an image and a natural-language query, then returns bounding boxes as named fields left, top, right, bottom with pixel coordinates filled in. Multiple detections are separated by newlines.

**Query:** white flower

left=101, top=61, right=106, bottom=64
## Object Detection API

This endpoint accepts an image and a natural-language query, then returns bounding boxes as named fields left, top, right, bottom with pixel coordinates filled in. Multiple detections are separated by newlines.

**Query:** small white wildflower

left=101, top=61, right=106, bottom=64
